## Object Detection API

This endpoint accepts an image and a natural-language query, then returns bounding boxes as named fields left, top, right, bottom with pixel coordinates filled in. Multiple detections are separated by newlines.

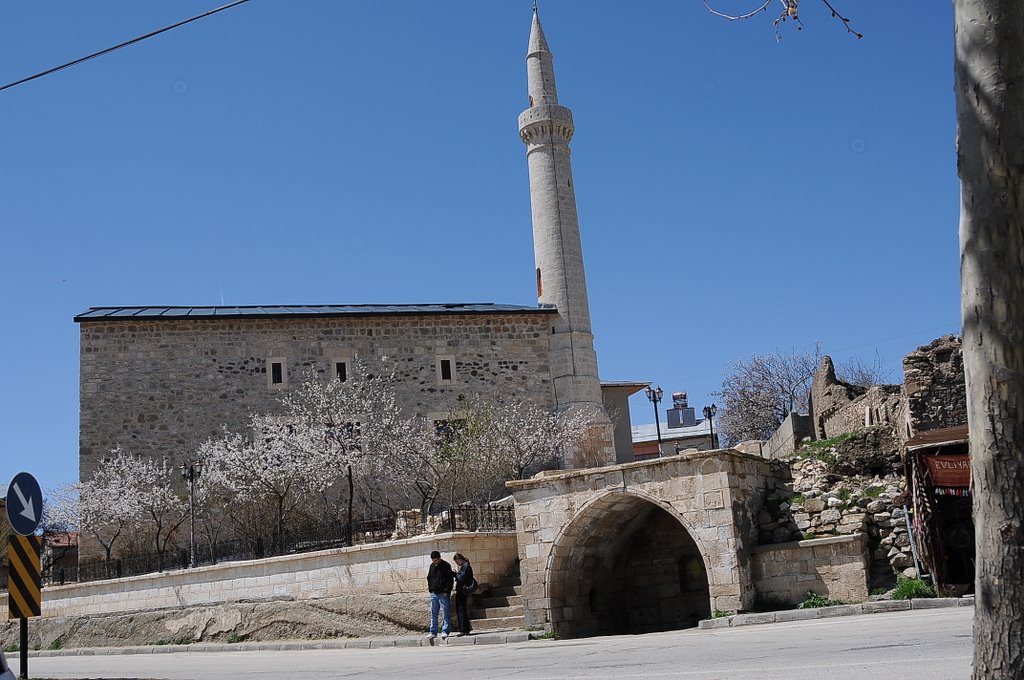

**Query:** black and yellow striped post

left=8, top=534, right=42, bottom=619
left=8, top=534, right=41, bottom=680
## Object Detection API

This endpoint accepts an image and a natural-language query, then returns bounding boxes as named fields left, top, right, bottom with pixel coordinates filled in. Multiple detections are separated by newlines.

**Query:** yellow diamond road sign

left=8, top=534, right=42, bottom=619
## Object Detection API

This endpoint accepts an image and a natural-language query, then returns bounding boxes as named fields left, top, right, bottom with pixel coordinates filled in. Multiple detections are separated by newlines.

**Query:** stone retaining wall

left=751, top=534, right=869, bottom=605
left=0, top=533, right=517, bottom=621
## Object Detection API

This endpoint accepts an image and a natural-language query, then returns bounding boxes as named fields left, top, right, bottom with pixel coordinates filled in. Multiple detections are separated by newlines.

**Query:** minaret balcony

left=518, top=104, right=574, bottom=144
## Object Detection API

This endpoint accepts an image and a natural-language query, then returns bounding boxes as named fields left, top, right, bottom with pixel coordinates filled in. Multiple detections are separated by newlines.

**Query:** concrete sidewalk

left=698, top=595, right=974, bottom=629
left=17, top=596, right=973, bottom=658
left=27, top=630, right=531, bottom=658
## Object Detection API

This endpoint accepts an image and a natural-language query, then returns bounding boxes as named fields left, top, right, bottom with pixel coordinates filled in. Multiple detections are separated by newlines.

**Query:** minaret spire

left=526, top=9, right=556, bottom=108
left=518, top=11, right=616, bottom=467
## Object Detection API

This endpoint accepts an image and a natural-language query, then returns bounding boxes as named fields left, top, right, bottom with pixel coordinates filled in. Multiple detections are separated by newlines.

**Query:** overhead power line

left=0, top=0, right=253, bottom=93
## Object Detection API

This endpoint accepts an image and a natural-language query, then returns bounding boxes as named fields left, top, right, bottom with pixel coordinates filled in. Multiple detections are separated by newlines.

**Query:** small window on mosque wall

left=536, top=267, right=543, bottom=297
left=329, top=353, right=352, bottom=383
left=436, top=355, right=455, bottom=384
left=267, top=357, right=287, bottom=388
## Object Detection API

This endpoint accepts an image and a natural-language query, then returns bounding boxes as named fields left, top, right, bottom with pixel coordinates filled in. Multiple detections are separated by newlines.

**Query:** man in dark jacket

left=426, top=550, right=454, bottom=639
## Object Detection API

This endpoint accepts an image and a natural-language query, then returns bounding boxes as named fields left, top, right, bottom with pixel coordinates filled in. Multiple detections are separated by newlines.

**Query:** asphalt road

left=16, top=608, right=972, bottom=680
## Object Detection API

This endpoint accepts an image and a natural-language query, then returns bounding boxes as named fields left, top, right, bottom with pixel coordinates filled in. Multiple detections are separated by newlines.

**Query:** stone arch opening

left=547, top=492, right=710, bottom=638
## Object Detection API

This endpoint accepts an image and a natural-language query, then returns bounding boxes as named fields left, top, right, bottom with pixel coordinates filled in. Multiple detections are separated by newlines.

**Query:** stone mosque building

left=75, top=10, right=638, bottom=482
left=57, top=11, right=879, bottom=639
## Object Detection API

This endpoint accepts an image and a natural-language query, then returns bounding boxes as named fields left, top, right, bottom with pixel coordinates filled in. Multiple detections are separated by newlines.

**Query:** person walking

left=453, top=553, right=476, bottom=637
left=426, top=550, right=454, bottom=639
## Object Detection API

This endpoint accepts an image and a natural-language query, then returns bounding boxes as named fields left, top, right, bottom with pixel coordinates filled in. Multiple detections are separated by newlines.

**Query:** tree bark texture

left=954, top=1, right=1024, bottom=677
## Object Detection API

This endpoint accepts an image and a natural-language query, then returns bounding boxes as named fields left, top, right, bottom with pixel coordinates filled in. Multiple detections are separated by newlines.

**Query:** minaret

left=519, top=8, right=615, bottom=467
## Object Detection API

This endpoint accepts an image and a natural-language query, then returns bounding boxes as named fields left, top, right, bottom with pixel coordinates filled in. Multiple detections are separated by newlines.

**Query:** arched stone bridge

left=507, top=449, right=777, bottom=637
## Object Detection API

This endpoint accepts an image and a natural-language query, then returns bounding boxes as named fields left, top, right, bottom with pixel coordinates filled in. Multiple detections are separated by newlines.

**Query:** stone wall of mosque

left=78, top=312, right=556, bottom=482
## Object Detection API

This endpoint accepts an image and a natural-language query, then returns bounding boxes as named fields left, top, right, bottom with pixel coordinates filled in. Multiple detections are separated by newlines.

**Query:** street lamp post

left=180, top=461, right=203, bottom=568
left=703, top=404, right=718, bottom=449
left=645, top=385, right=664, bottom=455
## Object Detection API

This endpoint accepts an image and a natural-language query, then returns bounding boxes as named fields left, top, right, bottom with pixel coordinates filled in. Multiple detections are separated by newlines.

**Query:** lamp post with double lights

left=180, top=461, right=203, bottom=568
left=645, top=385, right=664, bottom=455
left=703, top=404, right=718, bottom=449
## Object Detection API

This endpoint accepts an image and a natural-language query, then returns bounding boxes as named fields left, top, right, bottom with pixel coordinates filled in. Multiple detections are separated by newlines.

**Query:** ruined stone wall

left=902, top=335, right=967, bottom=437
left=78, top=313, right=555, bottom=482
left=759, top=457, right=912, bottom=591
left=809, top=357, right=903, bottom=440
left=826, top=386, right=903, bottom=439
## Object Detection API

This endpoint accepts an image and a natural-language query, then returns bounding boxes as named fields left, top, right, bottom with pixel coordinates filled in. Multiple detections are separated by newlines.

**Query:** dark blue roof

left=74, top=303, right=556, bottom=322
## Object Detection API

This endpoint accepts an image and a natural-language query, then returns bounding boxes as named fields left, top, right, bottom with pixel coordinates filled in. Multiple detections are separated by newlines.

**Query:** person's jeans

left=429, top=593, right=451, bottom=635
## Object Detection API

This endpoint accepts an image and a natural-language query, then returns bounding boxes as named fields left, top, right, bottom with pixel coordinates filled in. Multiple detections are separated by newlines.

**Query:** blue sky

left=0, top=1, right=959, bottom=492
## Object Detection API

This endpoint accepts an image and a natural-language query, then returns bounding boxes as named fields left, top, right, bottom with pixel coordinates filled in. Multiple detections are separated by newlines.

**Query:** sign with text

left=924, top=454, right=971, bottom=488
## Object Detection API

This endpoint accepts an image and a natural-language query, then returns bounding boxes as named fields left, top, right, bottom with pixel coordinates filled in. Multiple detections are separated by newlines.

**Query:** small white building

left=631, top=419, right=713, bottom=459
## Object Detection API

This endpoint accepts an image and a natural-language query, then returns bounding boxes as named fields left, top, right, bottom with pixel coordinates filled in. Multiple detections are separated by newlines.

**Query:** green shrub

left=797, top=592, right=845, bottom=609
left=891, top=577, right=936, bottom=600
left=530, top=629, right=557, bottom=640
left=794, top=432, right=857, bottom=464
left=788, top=493, right=806, bottom=506
left=836, top=489, right=851, bottom=502
left=712, top=609, right=734, bottom=619
left=1, top=643, right=17, bottom=653
left=226, top=633, right=245, bottom=644
left=48, top=638, right=63, bottom=650
left=864, top=486, right=885, bottom=498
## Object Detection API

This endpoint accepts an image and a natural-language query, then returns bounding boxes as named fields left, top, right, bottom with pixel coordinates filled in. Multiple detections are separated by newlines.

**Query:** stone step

left=467, top=615, right=525, bottom=632
left=471, top=604, right=524, bottom=619
left=486, top=585, right=519, bottom=598
left=499, top=576, right=522, bottom=587
left=477, top=594, right=522, bottom=609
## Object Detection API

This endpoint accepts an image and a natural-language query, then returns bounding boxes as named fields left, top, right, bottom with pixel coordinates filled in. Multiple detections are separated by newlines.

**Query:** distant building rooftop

left=75, top=303, right=557, bottom=322
left=600, top=380, right=650, bottom=397
left=632, top=419, right=711, bottom=445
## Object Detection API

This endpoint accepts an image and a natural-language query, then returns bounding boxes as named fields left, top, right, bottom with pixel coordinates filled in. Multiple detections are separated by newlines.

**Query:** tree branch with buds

left=704, top=0, right=861, bottom=40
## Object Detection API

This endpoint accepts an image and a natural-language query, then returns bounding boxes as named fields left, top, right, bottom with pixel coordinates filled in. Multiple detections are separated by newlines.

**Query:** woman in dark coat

left=453, top=553, right=475, bottom=636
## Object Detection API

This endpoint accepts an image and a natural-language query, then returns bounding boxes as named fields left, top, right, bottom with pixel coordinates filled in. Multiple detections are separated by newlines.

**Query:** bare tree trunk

left=276, top=495, right=285, bottom=554
left=954, top=1, right=1024, bottom=677
left=346, top=464, right=354, bottom=547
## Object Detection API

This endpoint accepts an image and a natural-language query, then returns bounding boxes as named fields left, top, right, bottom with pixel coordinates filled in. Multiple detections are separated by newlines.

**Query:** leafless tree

left=715, top=343, right=823, bottom=444
left=837, top=350, right=891, bottom=388
left=704, top=0, right=861, bottom=42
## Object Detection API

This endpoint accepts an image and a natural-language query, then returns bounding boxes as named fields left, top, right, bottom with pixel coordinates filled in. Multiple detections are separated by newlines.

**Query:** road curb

left=27, top=631, right=531, bottom=658
left=698, top=596, right=973, bottom=630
